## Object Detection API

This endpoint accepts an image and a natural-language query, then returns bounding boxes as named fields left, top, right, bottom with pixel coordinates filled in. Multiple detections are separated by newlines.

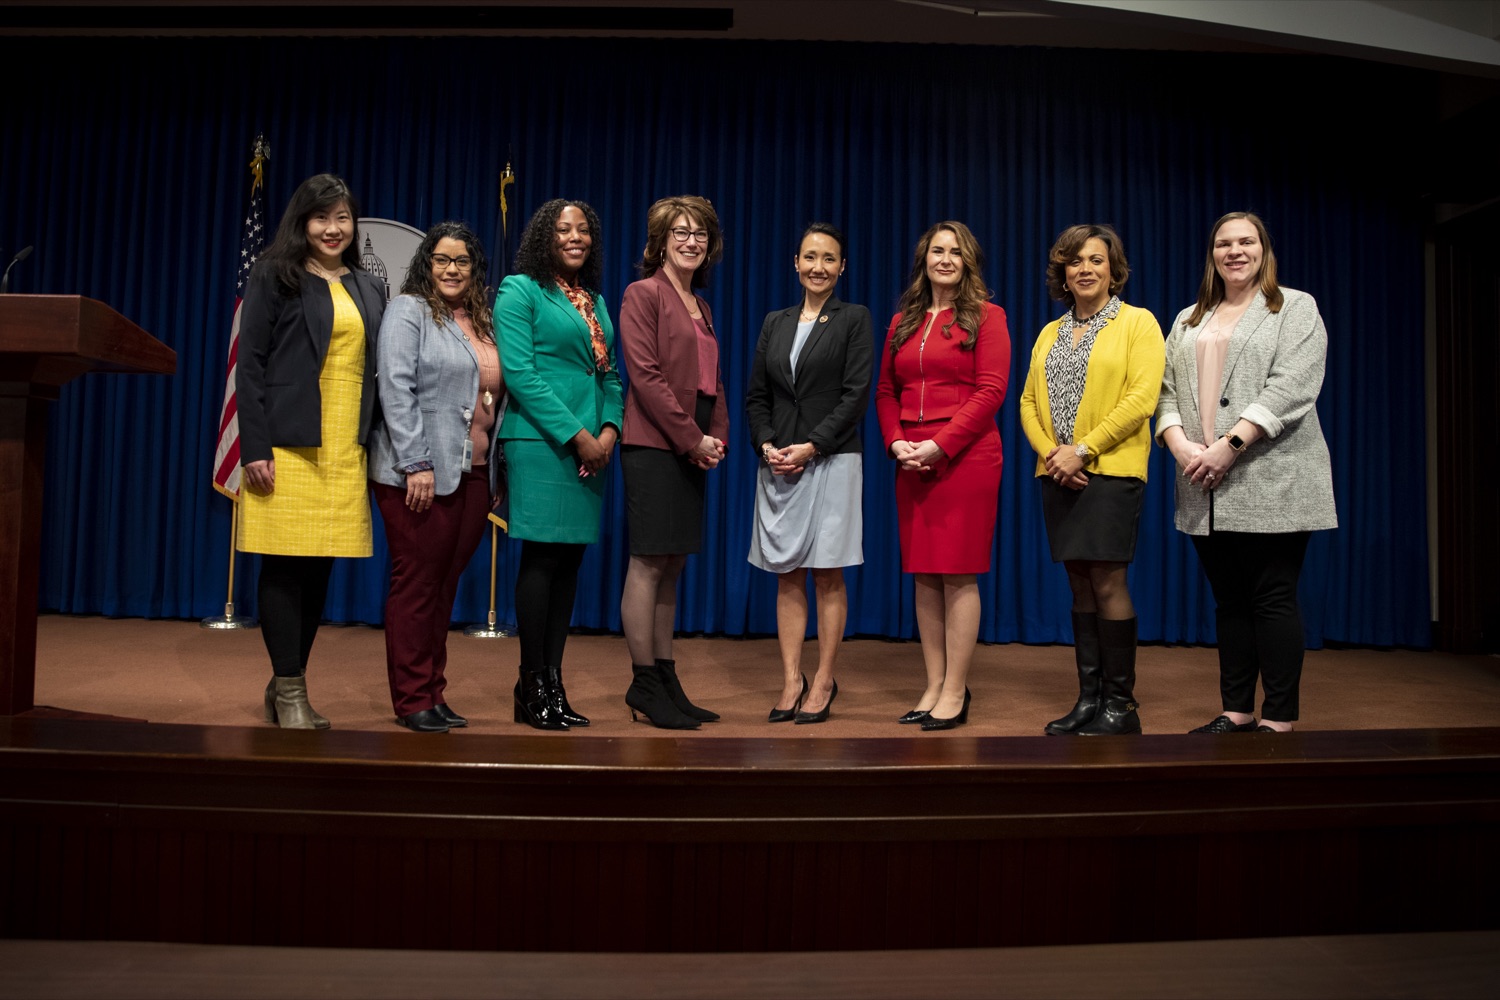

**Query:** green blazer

left=494, top=273, right=624, bottom=445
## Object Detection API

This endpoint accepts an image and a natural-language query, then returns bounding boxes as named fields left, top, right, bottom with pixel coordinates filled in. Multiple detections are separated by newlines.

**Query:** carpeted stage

left=4, top=615, right=1499, bottom=963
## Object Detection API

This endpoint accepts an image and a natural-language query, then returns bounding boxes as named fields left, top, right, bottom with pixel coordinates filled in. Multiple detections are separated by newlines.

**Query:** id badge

left=461, top=438, right=474, bottom=472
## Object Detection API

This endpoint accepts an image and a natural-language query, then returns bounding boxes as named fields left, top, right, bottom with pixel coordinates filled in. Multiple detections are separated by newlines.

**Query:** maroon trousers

left=374, top=468, right=491, bottom=717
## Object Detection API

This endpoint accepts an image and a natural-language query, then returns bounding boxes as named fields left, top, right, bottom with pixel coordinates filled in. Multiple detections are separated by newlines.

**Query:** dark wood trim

left=4, top=720, right=1498, bottom=951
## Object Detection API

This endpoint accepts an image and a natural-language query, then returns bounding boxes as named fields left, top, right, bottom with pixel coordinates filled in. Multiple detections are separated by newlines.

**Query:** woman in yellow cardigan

left=1019, top=224, right=1164, bottom=735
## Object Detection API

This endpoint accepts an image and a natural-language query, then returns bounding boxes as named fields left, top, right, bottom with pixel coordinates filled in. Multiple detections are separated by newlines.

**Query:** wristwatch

left=1223, top=433, right=1248, bottom=453
left=1074, top=442, right=1090, bottom=460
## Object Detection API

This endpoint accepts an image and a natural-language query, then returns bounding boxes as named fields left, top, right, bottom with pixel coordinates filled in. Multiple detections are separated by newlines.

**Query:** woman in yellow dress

left=236, top=174, right=385, bottom=729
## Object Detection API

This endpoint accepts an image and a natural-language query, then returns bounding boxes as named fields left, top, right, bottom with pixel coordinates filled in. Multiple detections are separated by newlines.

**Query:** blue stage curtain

left=0, top=37, right=1430, bottom=647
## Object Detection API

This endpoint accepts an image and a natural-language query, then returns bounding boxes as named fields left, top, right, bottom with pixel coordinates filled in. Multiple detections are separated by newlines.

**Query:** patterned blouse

left=1045, top=295, right=1121, bottom=445
left=556, top=277, right=611, bottom=372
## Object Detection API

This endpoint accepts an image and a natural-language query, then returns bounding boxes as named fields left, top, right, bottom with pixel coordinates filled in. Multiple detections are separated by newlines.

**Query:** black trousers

left=1191, top=531, right=1311, bottom=722
left=257, top=554, right=333, bottom=678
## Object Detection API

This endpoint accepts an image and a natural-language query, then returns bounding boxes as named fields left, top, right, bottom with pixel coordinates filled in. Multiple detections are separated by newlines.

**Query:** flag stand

left=201, top=502, right=257, bottom=629
left=464, top=518, right=512, bottom=638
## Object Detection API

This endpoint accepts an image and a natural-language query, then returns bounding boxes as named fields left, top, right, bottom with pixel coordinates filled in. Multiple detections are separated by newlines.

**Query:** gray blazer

left=1154, top=287, right=1337, bottom=535
left=368, top=294, right=499, bottom=497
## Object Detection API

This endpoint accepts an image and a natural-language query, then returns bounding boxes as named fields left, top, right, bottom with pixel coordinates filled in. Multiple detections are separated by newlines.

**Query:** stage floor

left=33, top=615, right=1500, bottom=737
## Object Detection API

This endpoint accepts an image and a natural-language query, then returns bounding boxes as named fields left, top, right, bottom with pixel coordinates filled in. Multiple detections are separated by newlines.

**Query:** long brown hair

left=890, top=221, right=991, bottom=354
left=637, top=195, right=723, bottom=289
left=1185, top=211, right=1283, bottom=328
left=401, top=220, right=494, bottom=342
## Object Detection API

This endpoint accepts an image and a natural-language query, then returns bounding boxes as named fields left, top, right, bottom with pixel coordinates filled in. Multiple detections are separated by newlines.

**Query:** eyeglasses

left=432, top=254, right=473, bottom=271
left=669, top=227, right=710, bottom=244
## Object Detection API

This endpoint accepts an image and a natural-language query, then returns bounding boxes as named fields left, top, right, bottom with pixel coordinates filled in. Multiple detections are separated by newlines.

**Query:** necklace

left=305, top=259, right=347, bottom=281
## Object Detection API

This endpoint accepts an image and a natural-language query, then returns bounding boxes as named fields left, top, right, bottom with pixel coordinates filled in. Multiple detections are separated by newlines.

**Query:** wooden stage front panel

left=2, top=720, right=1497, bottom=952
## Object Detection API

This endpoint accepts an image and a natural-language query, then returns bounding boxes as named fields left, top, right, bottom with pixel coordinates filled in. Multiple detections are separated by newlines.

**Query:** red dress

left=875, top=303, right=1011, bottom=573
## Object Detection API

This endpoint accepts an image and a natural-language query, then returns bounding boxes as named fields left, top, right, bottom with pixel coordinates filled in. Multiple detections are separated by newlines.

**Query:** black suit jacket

left=236, top=263, right=385, bottom=464
left=745, top=295, right=874, bottom=457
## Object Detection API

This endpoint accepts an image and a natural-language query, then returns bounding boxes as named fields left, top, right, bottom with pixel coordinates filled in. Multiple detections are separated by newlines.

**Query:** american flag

left=211, top=135, right=269, bottom=499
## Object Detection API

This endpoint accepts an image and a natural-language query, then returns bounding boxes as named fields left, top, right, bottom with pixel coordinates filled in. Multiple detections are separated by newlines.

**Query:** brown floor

left=33, top=614, right=1500, bottom=736
left=3, top=932, right=1498, bottom=999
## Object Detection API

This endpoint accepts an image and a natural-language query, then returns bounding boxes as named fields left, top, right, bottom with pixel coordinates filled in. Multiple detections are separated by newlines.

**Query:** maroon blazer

left=618, top=270, right=731, bottom=453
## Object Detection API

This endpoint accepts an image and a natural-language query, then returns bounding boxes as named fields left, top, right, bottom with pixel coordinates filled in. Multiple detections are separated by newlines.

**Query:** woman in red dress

left=875, top=221, right=1011, bottom=730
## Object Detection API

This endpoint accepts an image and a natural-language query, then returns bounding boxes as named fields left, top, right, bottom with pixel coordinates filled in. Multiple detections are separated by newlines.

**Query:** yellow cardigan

left=1018, top=301, right=1165, bottom=481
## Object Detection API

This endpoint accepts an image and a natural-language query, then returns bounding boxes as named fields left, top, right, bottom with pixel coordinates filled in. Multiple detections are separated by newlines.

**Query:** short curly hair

left=637, top=195, right=722, bottom=289
left=1045, top=224, right=1130, bottom=308
left=512, top=198, right=604, bottom=293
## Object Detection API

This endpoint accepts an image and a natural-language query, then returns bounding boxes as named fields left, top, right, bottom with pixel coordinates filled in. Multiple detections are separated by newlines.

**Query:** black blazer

left=745, top=295, right=874, bottom=457
left=236, top=264, right=385, bottom=464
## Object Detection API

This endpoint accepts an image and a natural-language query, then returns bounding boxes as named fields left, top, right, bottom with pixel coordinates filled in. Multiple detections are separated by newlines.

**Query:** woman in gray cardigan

left=369, top=222, right=502, bottom=733
left=1155, top=212, right=1336, bottom=734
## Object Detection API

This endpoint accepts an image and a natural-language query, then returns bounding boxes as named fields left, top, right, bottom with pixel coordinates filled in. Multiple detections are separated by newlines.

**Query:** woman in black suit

left=236, top=173, right=385, bottom=729
left=745, top=223, right=873, bottom=724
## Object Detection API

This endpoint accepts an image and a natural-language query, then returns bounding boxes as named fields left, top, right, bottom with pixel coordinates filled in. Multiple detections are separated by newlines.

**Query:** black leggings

left=515, top=542, right=585, bottom=671
left=257, top=554, right=333, bottom=678
left=1192, top=531, right=1310, bottom=721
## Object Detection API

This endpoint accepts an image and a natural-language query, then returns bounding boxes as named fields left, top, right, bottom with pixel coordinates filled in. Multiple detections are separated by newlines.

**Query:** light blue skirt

left=748, top=453, right=863, bottom=573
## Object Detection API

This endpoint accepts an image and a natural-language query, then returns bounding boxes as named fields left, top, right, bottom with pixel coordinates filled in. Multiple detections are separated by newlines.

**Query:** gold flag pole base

left=203, top=499, right=258, bottom=628
left=463, top=612, right=512, bottom=639
left=464, top=520, right=512, bottom=638
left=201, top=601, right=258, bottom=630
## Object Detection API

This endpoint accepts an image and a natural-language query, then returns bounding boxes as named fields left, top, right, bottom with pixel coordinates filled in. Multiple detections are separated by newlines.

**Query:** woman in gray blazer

left=1155, top=212, right=1337, bottom=734
left=369, top=222, right=502, bottom=733
left=745, top=223, right=873, bottom=724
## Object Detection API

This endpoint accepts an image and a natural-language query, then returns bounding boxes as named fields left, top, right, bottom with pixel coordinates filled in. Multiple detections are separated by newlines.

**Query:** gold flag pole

left=465, top=514, right=512, bottom=638
left=202, top=500, right=257, bottom=629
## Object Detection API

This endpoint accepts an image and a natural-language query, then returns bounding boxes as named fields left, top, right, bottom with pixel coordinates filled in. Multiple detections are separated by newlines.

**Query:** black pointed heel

left=920, top=688, right=971, bottom=731
left=794, top=679, right=837, bottom=725
left=768, top=673, right=808, bottom=723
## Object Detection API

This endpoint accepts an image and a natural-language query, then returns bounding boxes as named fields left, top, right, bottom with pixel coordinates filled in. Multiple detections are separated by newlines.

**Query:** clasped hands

left=573, top=425, right=619, bottom=477
left=689, top=434, right=727, bottom=470
left=890, top=438, right=945, bottom=473
left=1043, top=445, right=1089, bottom=490
left=1180, top=434, right=1240, bottom=491
left=762, top=441, right=815, bottom=475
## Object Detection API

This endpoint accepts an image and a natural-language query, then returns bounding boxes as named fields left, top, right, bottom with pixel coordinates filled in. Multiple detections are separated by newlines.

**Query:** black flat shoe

left=1190, top=715, right=1257, bottom=734
left=433, top=704, right=467, bottom=728
left=897, top=708, right=932, bottom=725
left=794, top=680, right=837, bottom=725
left=920, top=688, right=971, bottom=731
left=396, top=708, right=449, bottom=733
left=768, top=673, right=807, bottom=723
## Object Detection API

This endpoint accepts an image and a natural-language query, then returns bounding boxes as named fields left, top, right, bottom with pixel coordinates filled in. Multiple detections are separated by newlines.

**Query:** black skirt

left=1038, top=473, right=1145, bottom=563
left=621, top=394, right=714, bottom=556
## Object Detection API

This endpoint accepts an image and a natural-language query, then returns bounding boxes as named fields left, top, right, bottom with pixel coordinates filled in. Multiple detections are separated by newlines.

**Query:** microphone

left=1, top=245, right=34, bottom=294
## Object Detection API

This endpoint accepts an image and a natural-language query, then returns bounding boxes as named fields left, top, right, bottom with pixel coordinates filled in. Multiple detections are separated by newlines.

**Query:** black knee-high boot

left=1078, top=616, right=1141, bottom=735
left=1045, top=611, right=1100, bottom=735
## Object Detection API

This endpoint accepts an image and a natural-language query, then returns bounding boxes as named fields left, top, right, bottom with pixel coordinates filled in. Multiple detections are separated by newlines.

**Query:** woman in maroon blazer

left=617, top=195, right=729, bottom=729
left=875, top=221, right=1011, bottom=731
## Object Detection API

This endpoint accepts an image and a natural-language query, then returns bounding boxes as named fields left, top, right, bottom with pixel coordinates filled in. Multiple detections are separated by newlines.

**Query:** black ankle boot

left=543, top=666, right=589, bottom=727
left=1045, top=611, right=1100, bottom=735
left=625, top=663, right=700, bottom=729
left=656, top=658, right=719, bottom=722
left=514, top=667, right=568, bottom=730
left=1078, top=617, right=1141, bottom=735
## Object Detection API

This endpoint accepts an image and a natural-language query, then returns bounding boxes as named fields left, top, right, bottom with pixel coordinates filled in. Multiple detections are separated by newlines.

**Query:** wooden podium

left=0, top=296, right=175, bottom=715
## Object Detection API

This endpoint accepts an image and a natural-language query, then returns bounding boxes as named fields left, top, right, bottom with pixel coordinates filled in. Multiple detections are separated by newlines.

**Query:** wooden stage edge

left=3, top=718, right=1499, bottom=953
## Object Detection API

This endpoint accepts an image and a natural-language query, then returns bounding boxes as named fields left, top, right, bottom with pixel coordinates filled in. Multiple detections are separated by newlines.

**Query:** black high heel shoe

left=897, top=707, right=932, bottom=725
left=920, top=688, right=971, bottom=731
left=768, top=673, right=808, bottom=723
left=544, top=666, right=589, bottom=727
left=794, top=679, right=837, bottom=725
left=514, top=670, right=568, bottom=730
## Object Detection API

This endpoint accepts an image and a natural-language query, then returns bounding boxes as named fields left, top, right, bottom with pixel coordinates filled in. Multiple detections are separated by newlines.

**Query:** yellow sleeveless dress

left=238, top=279, right=373, bottom=557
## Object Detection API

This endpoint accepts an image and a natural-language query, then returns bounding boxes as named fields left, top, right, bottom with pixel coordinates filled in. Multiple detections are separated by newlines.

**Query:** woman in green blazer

left=495, top=199, right=624, bottom=730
